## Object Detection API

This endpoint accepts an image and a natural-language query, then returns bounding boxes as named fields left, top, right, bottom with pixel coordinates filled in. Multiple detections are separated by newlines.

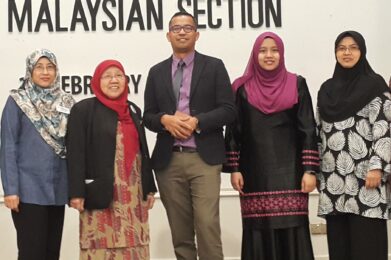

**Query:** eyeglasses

left=101, top=74, right=125, bottom=81
left=336, top=45, right=360, bottom=53
left=34, top=64, right=56, bottom=73
left=169, top=25, right=195, bottom=33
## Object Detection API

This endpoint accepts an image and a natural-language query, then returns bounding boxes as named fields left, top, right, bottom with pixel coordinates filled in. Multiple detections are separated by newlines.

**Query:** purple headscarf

left=232, top=32, right=298, bottom=114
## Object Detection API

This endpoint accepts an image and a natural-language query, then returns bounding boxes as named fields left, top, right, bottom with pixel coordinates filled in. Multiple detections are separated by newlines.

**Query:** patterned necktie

left=173, top=60, right=185, bottom=104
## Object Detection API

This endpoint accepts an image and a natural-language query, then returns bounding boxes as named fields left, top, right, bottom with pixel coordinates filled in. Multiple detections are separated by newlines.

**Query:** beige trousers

left=156, top=152, right=224, bottom=260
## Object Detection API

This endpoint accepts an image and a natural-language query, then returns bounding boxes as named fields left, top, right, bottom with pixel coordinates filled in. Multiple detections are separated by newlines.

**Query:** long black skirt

left=241, top=225, right=314, bottom=260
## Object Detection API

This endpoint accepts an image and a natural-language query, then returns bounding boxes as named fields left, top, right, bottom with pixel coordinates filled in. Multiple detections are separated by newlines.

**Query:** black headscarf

left=317, top=31, right=388, bottom=122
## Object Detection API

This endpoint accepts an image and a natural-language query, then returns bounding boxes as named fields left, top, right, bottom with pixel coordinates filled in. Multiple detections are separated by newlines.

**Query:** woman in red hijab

left=223, top=32, right=318, bottom=260
left=67, top=60, right=157, bottom=260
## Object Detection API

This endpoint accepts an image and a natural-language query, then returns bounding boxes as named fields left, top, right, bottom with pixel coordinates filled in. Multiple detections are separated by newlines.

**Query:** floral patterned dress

left=317, top=92, right=391, bottom=219
left=79, top=124, right=150, bottom=260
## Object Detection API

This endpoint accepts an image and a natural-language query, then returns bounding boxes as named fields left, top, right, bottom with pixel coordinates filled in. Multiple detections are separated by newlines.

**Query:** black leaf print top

left=317, top=92, right=391, bottom=219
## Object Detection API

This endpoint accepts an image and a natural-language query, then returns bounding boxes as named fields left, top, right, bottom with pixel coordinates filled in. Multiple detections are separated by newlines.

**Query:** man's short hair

left=168, top=11, right=198, bottom=31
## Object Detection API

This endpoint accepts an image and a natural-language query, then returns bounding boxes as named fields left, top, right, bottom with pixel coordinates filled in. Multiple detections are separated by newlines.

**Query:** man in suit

left=144, top=11, right=235, bottom=260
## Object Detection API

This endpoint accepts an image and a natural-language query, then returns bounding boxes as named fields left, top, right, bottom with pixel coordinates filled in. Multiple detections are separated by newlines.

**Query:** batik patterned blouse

left=79, top=124, right=150, bottom=250
left=317, top=92, right=391, bottom=219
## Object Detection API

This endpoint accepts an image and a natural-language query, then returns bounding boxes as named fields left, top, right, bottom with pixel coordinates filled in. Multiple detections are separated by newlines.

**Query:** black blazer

left=144, top=52, right=236, bottom=170
left=66, top=97, right=157, bottom=209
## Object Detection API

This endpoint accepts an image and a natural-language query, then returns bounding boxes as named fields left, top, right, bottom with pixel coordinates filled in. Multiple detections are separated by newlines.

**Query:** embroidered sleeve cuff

left=302, top=150, right=320, bottom=166
left=302, top=149, right=320, bottom=172
left=223, top=151, right=240, bottom=173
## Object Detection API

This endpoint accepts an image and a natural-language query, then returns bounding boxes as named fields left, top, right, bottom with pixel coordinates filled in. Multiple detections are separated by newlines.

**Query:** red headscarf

left=91, top=60, right=139, bottom=176
left=232, top=32, right=298, bottom=114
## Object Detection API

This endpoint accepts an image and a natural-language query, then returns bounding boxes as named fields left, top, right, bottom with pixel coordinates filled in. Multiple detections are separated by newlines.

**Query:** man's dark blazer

left=143, top=51, right=236, bottom=171
left=66, top=98, right=157, bottom=209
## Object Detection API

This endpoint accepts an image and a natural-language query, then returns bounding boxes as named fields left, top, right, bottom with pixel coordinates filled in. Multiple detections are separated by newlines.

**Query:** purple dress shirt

left=172, top=52, right=196, bottom=148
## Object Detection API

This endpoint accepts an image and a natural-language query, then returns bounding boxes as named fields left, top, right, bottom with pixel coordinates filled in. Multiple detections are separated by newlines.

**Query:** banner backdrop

left=1, top=0, right=390, bottom=195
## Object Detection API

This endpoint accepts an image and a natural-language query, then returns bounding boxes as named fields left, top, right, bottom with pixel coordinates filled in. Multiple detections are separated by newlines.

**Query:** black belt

left=173, top=146, right=197, bottom=153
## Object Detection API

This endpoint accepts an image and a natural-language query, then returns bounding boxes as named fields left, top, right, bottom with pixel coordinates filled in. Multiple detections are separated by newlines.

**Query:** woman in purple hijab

left=223, top=32, right=318, bottom=260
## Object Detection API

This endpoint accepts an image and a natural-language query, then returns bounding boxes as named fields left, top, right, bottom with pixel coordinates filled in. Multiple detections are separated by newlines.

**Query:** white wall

left=1, top=0, right=391, bottom=259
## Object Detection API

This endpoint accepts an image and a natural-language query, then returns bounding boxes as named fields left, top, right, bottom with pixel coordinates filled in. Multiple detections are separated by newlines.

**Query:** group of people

left=1, top=11, right=390, bottom=260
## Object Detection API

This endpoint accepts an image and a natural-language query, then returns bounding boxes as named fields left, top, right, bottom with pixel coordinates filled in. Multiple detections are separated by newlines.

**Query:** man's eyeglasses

left=34, top=64, right=56, bottom=73
left=101, top=74, right=125, bottom=81
left=169, top=25, right=195, bottom=33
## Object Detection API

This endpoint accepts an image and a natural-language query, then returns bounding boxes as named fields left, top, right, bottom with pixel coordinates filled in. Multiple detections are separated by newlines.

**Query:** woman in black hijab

left=317, top=31, right=390, bottom=260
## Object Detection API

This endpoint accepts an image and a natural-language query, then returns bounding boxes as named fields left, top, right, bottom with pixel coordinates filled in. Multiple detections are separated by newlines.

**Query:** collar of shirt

left=172, top=51, right=195, bottom=68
